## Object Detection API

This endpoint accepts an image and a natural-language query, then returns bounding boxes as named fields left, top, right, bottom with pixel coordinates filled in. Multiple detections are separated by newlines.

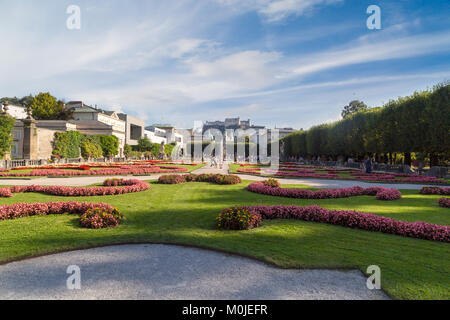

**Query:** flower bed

left=237, top=166, right=447, bottom=184
left=438, top=198, right=450, bottom=208
left=247, top=182, right=402, bottom=201
left=0, top=201, right=122, bottom=229
left=419, top=187, right=450, bottom=195
left=217, top=207, right=262, bottom=230
left=158, top=173, right=241, bottom=185
left=219, top=205, right=450, bottom=242
left=0, top=179, right=149, bottom=197
left=0, top=166, right=187, bottom=177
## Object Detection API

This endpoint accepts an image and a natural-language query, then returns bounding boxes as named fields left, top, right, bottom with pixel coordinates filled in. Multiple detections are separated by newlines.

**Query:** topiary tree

left=0, top=114, right=16, bottom=159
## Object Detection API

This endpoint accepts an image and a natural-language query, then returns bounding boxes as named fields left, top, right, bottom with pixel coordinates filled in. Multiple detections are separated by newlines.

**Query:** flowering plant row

left=0, top=201, right=122, bottom=229
left=219, top=205, right=449, bottom=242
left=158, top=173, right=242, bottom=185
left=438, top=198, right=450, bottom=208
left=237, top=167, right=446, bottom=184
left=247, top=182, right=402, bottom=201
left=0, top=166, right=187, bottom=177
left=419, top=187, right=450, bottom=195
left=0, top=179, right=149, bottom=197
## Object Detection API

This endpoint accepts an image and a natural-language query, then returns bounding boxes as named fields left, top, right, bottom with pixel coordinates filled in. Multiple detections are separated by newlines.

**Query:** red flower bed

left=247, top=182, right=402, bottom=201
left=0, top=201, right=111, bottom=220
left=158, top=174, right=241, bottom=185
left=438, top=198, right=450, bottom=208
left=237, top=166, right=447, bottom=184
left=222, top=205, right=449, bottom=242
left=0, top=179, right=149, bottom=197
left=420, top=187, right=450, bottom=195
left=0, top=166, right=187, bottom=177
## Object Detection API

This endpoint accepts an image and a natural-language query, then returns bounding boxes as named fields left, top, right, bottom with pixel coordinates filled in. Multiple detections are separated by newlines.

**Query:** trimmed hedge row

left=247, top=182, right=402, bottom=201
left=158, top=174, right=242, bottom=185
left=218, top=205, right=450, bottom=242
left=0, top=179, right=149, bottom=197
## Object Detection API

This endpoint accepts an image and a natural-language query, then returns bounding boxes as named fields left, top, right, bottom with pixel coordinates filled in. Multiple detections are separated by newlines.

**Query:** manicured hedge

left=247, top=182, right=402, bottom=201
left=220, top=205, right=450, bottom=242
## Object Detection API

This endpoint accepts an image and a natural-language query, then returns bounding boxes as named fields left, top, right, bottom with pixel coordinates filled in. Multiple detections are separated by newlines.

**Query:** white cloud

left=216, top=0, right=343, bottom=22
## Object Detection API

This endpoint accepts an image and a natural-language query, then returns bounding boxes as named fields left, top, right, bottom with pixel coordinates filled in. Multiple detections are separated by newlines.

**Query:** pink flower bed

left=228, top=205, right=450, bottom=242
left=0, top=179, right=149, bottom=197
left=0, top=201, right=114, bottom=221
left=238, top=166, right=447, bottom=184
left=0, top=166, right=187, bottom=177
left=420, top=187, right=450, bottom=195
left=247, top=182, right=402, bottom=201
left=438, top=198, right=450, bottom=208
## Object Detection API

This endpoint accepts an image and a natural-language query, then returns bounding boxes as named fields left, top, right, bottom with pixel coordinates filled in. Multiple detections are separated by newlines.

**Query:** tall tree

left=0, top=114, right=16, bottom=159
left=341, top=100, right=368, bottom=119
left=27, top=92, right=72, bottom=120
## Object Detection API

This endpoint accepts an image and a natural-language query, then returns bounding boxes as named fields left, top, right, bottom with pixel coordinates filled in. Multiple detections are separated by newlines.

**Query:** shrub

left=80, top=207, right=123, bottom=229
left=420, top=187, right=450, bottom=195
left=262, top=178, right=281, bottom=188
left=158, top=175, right=186, bottom=184
left=438, top=198, right=450, bottom=208
left=219, top=205, right=450, bottom=242
left=217, top=207, right=262, bottom=230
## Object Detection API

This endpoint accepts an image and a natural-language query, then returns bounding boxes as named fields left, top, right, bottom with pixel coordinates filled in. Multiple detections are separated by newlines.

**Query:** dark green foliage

left=282, top=83, right=450, bottom=160
left=53, top=132, right=118, bottom=158
left=341, top=100, right=368, bottom=119
left=0, top=115, right=16, bottom=158
left=99, top=135, right=119, bottom=157
left=27, top=92, right=73, bottom=120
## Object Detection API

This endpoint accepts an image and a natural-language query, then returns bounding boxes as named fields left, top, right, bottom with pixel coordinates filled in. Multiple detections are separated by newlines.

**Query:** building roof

left=69, top=120, right=113, bottom=130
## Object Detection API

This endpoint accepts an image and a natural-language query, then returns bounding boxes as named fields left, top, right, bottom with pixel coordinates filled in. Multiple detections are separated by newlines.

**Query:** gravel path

left=0, top=244, right=389, bottom=300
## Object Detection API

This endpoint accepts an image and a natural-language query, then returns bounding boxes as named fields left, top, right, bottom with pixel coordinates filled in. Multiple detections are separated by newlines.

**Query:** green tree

left=341, top=100, right=368, bottom=119
left=137, top=137, right=152, bottom=152
left=27, top=92, right=72, bottom=120
left=0, top=114, right=16, bottom=159
left=99, top=135, right=119, bottom=157
left=81, top=141, right=103, bottom=159
left=124, top=144, right=133, bottom=156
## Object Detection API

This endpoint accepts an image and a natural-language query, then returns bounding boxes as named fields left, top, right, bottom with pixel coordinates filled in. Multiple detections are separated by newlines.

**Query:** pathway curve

left=0, top=244, right=389, bottom=300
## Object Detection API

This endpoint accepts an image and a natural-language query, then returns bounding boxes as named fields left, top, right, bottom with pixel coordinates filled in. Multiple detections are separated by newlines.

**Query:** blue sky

left=1, top=0, right=449, bottom=129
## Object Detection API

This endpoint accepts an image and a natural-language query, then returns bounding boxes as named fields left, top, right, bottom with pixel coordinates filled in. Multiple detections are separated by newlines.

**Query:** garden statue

left=158, top=141, right=166, bottom=160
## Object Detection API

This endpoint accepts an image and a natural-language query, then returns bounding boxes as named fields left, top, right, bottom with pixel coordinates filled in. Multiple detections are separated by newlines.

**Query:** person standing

left=364, top=157, right=372, bottom=174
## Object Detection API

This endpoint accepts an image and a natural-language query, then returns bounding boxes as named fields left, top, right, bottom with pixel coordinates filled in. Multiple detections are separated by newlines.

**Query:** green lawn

left=0, top=180, right=449, bottom=300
